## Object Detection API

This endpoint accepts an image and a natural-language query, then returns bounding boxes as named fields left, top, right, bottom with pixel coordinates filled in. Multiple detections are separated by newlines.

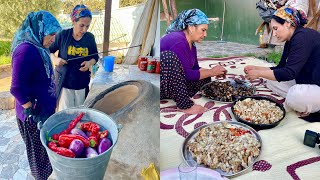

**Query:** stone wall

left=0, top=64, right=11, bottom=78
left=0, top=64, right=14, bottom=110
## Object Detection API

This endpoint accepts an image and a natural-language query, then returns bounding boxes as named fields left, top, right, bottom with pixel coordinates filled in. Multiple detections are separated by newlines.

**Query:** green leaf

left=0, top=0, right=61, bottom=39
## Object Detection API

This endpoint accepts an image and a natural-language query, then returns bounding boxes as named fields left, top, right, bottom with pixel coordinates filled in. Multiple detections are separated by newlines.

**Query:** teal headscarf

left=166, top=8, right=209, bottom=34
left=11, top=11, right=62, bottom=78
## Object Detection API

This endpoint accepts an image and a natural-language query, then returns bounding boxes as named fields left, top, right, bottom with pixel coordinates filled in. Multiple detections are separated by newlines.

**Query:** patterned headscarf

left=71, top=4, right=92, bottom=22
left=273, top=6, right=308, bottom=27
left=166, top=8, right=209, bottom=34
left=11, top=11, right=62, bottom=78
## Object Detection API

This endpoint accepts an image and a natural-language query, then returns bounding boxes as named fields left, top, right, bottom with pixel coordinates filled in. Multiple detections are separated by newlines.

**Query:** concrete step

left=0, top=64, right=14, bottom=110
left=0, top=91, right=14, bottom=110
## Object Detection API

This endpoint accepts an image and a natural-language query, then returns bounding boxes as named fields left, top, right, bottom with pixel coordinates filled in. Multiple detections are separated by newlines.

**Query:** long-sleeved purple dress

left=11, top=42, right=56, bottom=179
left=160, top=31, right=210, bottom=109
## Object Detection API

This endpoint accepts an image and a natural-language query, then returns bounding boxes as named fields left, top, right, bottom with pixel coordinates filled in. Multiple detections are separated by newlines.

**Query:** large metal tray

left=181, top=121, right=262, bottom=177
left=200, top=79, right=256, bottom=103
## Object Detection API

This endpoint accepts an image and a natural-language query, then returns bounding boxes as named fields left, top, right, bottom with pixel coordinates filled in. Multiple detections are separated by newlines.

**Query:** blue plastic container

left=39, top=107, right=122, bottom=180
left=103, top=56, right=116, bottom=72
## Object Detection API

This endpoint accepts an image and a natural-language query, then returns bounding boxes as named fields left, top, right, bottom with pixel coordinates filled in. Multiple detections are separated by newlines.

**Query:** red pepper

left=58, top=134, right=90, bottom=148
left=51, top=134, right=60, bottom=141
left=80, top=122, right=100, bottom=134
left=66, top=112, right=85, bottom=134
left=88, top=136, right=99, bottom=147
left=230, top=128, right=251, bottom=137
left=80, top=122, right=101, bottom=147
left=51, top=112, right=85, bottom=140
left=99, top=130, right=109, bottom=139
left=48, top=142, right=76, bottom=158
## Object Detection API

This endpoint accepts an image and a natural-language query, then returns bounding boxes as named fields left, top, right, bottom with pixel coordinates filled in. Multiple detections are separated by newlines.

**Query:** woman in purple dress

left=161, top=9, right=227, bottom=114
left=10, top=11, right=62, bottom=179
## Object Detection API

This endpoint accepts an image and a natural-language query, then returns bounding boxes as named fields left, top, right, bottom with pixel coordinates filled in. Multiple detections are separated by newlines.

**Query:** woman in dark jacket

left=10, top=11, right=62, bottom=179
left=244, top=6, right=320, bottom=116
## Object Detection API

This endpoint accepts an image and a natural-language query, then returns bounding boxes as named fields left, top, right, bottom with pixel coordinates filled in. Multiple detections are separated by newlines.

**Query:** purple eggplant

left=86, top=131, right=92, bottom=137
left=69, top=139, right=84, bottom=157
left=71, top=128, right=88, bottom=139
left=97, top=138, right=112, bottom=154
left=85, top=147, right=98, bottom=158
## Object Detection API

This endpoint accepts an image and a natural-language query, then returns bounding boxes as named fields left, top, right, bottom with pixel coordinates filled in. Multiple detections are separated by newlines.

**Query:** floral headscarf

left=273, top=6, right=308, bottom=27
left=71, top=4, right=92, bottom=22
left=11, top=11, right=62, bottom=78
left=166, top=8, right=209, bottom=34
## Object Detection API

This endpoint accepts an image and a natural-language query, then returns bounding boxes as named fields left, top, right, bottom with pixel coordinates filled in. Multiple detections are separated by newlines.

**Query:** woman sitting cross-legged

left=160, top=9, right=227, bottom=115
left=244, top=6, right=320, bottom=118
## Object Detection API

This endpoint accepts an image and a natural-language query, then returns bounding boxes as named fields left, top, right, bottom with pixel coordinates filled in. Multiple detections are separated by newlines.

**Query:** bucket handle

left=117, top=124, right=123, bottom=133
left=37, top=121, right=43, bottom=130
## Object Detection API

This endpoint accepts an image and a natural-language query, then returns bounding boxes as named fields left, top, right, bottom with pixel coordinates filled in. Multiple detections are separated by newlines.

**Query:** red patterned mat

left=160, top=57, right=320, bottom=180
left=160, top=57, right=284, bottom=138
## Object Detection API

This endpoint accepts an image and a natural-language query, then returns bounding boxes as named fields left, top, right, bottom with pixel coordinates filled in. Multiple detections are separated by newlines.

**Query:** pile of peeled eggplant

left=47, top=112, right=112, bottom=158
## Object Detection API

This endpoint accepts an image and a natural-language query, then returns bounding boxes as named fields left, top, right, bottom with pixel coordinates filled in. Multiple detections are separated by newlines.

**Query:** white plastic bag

left=285, top=0, right=309, bottom=15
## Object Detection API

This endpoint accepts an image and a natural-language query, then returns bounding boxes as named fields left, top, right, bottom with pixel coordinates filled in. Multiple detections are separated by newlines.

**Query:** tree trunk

left=169, top=0, right=178, bottom=19
left=103, top=0, right=112, bottom=57
left=161, top=0, right=171, bottom=26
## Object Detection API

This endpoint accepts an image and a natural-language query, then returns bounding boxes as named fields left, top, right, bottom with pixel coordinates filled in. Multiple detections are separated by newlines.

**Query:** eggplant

left=97, top=138, right=112, bottom=154
left=86, top=147, right=98, bottom=158
left=71, top=128, right=88, bottom=139
left=86, top=131, right=92, bottom=137
left=69, top=139, right=84, bottom=157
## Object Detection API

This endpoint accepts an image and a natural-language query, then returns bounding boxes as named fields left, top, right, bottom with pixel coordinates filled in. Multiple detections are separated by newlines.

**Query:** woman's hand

left=80, top=59, right=96, bottom=72
left=22, top=101, right=32, bottom=109
left=244, top=65, right=276, bottom=80
left=199, top=65, right=227, bottom=79
left=55, top=58, right=68, bottom=66
left=211, top=65, right=227, bottom=77
left=51, top=53, right=67, bottom=66
left=245, top=69, right=261, bottom=80
left=244, top=65, right=270, bottom=74
left=244, top=65, right=258, bottom=74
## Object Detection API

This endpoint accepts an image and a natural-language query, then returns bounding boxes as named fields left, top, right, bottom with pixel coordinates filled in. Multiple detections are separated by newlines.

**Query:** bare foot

left=296, top=111, right=310, bottom=117
left=179, top=104, right=207, bottom=115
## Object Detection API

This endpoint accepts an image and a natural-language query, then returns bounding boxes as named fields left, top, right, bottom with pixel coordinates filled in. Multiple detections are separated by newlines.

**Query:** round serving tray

left=181, top=121, right=262, bottom=177
left=200, top=79, right=256, bottom=103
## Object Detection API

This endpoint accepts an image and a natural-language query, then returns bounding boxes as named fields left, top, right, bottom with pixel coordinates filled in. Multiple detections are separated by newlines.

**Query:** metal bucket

left=39, top=107, right=122, bottom=180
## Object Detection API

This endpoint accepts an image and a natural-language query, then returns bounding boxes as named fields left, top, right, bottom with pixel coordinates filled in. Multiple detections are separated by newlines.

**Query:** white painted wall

left=111, top=3, right=145, bottom=41
left=86, top=3, right=145, bottom=46
left=57, top=2, right=151, bottom=55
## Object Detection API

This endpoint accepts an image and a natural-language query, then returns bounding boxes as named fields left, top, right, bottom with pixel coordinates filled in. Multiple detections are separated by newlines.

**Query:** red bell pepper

left=88, top=136, right=99, bottom=147
left=51, top=134, right=60, bottom=141
left=48, top=142, right=76, bottom=158
left=51, top=112, right=85, bottom=140
left=80, top=122, right=100, bottom=134
left=79, top=122, right=101, bottom=147
left=58, top=134, right=90, bottom=148
left=230, top=128, right=251, bottom=136
left=99, top=130, right=109, bottom=139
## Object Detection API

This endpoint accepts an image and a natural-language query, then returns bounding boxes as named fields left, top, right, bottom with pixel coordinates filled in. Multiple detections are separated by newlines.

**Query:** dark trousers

left=160, top=50, right=210, bottom=109
left=17, top=118, right=52, bottom=180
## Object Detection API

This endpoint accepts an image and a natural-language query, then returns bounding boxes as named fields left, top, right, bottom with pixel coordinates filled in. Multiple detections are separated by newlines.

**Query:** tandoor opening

left=93, top=85, right=139, bottom=114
